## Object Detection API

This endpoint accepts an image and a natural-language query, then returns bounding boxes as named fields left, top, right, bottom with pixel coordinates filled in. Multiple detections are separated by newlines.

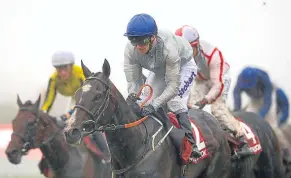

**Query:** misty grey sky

left=0, top=0, right=290, bottom=109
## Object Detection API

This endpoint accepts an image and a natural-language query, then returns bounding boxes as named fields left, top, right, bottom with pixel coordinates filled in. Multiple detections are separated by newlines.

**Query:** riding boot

left=176, top=112, right=202, bottom=158
left=91, top=132, right=111, bottom=162
left=232, top=135, right=253, bottom=159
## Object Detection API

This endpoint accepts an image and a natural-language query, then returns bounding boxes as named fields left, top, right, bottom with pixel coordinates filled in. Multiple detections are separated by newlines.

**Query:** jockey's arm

left=68, top=108, right=74, bottom=116
left=204, top=50, right=224, bottom=103
left=277, top=88, right=289, bottom=126
left=124, top=42, right=143, bottom=94
left=233, top=83, right=242, bottom=111
left=41, top=78, right=57, bottom=113
left=259, top=72, right=272, bottom=118
left=151, top=43, right=181, bottom=109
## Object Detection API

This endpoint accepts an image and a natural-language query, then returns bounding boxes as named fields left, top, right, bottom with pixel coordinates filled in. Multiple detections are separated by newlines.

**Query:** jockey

left=175, top=25, right=253, bottom=158
left=123, top=13, right=201, bottom=158
left=41, top=51, right=84, bottom=120
left=41, top=51, right=110, bottom=162
left=233, top=67, right=289, bottom=127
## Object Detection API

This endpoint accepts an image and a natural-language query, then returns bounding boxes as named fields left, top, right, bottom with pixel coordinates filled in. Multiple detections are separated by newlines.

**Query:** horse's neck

left=39, top=113, right=70, bottom=172
left=105, top=100, right=147, bottom=169
left=40, top=134, right=70, bottom=170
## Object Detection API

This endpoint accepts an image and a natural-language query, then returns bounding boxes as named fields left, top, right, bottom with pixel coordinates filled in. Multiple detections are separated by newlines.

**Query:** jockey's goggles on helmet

left=128, top=36, right=151, bottom=46
left=54, top=64, right=70, bottom=70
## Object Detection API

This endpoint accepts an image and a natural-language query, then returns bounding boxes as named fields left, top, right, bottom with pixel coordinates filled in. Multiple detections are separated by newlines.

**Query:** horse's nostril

left=66, top=128, right=82, bottom=144
left=6, top=149, right=18, bottom=157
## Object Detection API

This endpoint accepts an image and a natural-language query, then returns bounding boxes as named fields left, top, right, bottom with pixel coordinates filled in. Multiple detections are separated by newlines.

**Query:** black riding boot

left=232, top=135, right=253, bottom=159
left=176, top=112, right=202, bottom=158
left=91, top=132, right=111, bottom=162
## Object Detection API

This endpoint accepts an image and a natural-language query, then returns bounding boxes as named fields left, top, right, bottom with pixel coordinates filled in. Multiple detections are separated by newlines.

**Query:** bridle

left=74, top=76, right=153, bottom=133
left=72, top=76, right=153, bottom=175
left=73, top=76, right=114, bottom=134
left=12, top=107, right=61, bottom=154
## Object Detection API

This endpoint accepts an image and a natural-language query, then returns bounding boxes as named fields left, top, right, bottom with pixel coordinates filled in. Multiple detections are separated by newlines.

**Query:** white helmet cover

left=181, top=26, right=199, bottom=43
left=52, top=51, right=75, bottom=67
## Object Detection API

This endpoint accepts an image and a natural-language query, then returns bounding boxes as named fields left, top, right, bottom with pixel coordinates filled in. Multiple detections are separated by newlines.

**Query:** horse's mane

left=20, top=100, right=57, bottom=124
left=93, top=71, right=133, bottom=119
left=39, top=110, right=60, bottom=127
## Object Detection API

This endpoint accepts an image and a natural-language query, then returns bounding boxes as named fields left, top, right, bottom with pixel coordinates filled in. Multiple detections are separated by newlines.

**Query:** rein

left=13, top=107, right=61, bottom=153
left=74, top=76, right=153, bottom=132
left=73, top=76, right=155, bottom=175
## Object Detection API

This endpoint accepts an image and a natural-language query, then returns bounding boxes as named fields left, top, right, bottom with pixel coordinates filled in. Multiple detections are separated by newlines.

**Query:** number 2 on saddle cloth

left=167, top=112, right=210, bottom=165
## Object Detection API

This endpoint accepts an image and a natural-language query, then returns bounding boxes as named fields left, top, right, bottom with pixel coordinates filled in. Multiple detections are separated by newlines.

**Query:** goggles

left=54, top=65, right=70, bottom=70
left=128, top=36, right=151, bottom=46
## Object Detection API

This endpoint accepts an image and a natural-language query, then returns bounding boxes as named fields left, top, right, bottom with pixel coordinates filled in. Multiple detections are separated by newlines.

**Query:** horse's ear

left=81, top=60, right=92, bottom=78
left=35, top=94, right=41, bottom=109
left=102, top=58, right=111, bottom=78
left=17, top=94, right=23, bottom=107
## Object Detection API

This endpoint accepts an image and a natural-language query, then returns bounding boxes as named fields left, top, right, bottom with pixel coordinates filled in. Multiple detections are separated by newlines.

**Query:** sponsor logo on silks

left=178, top=72, right=196, bottom=98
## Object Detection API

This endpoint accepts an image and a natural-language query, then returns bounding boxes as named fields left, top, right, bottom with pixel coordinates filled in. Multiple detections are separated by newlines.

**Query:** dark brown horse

left=5, top=95, right=113, bottom=178
left=65, top=59, right=233, bottom=178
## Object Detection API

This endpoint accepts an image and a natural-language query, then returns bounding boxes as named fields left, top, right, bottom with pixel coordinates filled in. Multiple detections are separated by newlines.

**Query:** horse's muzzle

left=65, top=128, right=82, bottom=145
left=6, top=149, right=22, bottom=164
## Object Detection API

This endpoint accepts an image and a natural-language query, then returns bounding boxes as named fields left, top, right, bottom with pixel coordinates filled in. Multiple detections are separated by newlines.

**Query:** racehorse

left=64, top=59, right=233, bottom=178
left=5, top=95, right=113, bottom=178
left=64, top=59, right=284, bottom=177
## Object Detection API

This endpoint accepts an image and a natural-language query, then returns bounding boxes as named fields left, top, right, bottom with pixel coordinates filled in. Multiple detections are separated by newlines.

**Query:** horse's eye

left=93, top=94, right=102, bottom=101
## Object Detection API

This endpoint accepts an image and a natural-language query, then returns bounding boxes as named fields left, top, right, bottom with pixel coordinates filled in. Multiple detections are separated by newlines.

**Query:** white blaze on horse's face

left=82, top=84, right=92, bottom=93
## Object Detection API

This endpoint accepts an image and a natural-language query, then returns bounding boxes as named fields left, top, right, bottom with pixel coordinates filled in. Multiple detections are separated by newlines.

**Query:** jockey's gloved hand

left=195, top=98, right=208, bottom=109
left=141, top=104, right=156, bottom=117
left=60, top=114, right=68, bottom=121
left=126, top=93, right=141, bottom=104
left=55, top=114, right=68, bottom=128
